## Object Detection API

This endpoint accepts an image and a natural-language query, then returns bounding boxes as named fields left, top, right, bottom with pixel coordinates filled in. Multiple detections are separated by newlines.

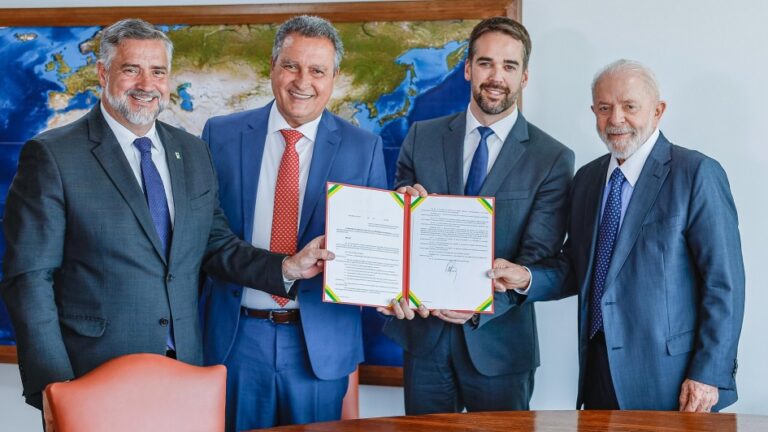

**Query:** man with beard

left=1, top=18, right=332, bottom=411
left=489, top=59, right=745, bottom=412
left=379, top=17, right=574, bottom=413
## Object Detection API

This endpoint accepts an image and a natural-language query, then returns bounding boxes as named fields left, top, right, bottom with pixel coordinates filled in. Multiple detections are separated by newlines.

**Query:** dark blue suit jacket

left=384, top=111, right=574, bottom=376
left=200, top=102, right=387, bottom=380
left=526, top=133, right=745, bottom=410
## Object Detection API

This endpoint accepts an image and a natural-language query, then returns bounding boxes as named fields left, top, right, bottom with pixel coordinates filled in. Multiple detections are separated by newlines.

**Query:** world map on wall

left=0, top=20, right=477, bottom=366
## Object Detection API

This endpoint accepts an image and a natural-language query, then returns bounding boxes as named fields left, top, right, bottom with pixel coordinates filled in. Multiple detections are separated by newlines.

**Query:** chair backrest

left=43, top=353, right=226, bottom=432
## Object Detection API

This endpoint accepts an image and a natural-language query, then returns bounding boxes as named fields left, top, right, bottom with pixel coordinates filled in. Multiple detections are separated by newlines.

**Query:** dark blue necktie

left=588, top=168, right=626, bottom=339
left=133, top=137, right=174, bottom=351
left=133, top=137, right=172, bottom=257
left=465, top=126, right=494, bottom=196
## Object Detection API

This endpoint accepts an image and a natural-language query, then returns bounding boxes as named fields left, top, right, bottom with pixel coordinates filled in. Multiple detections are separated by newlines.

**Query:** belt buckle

left=268, top=310, right=286, bottom=324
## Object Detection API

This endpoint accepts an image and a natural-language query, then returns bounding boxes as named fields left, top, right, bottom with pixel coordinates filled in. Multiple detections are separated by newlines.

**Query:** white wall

left=2, top=0, right=767, bottom=428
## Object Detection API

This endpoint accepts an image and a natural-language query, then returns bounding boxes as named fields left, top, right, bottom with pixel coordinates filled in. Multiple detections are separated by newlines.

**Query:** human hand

left=487, top=258, right=531, bottom=292
left=431, top=309, right=475, bottom=325
left=396, top=183, right=428, bottom=197
left=679, top=378, right=719, bottom=412
left=281, top=235, right=334, bottom=280
left=377, top=298, right=430, bottom=320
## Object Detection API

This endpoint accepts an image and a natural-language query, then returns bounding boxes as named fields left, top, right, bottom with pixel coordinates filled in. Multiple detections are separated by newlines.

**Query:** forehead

left=277, top=34, right=335, bottom=64
left=112, top=38, right=168, bottom=65
left=472, top=31, right=524, bottom=61
left=594, top=71, right=654, bottom=103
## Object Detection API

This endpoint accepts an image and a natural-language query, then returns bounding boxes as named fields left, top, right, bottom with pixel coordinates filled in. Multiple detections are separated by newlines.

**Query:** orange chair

left=43, top=353, right=226, bottom=432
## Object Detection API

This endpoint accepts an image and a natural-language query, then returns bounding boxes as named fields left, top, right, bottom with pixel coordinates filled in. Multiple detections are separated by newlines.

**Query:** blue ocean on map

left=0, top=25, right=472, bottom=362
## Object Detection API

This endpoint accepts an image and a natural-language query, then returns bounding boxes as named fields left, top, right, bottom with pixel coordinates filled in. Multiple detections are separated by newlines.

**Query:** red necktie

left=269, top=129, right=302, bottom=308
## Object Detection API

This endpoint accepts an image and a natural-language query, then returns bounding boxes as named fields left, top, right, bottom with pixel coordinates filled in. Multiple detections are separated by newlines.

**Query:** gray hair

left=98, top=18, right=173, bottom=71
left=592, top=59, right=661, bottom=101
left=272, top=15, right=344, bottom=72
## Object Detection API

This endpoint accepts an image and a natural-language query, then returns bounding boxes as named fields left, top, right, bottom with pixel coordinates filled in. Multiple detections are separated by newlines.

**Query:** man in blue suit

left=201, top=16, right=387, bottom=430
left=491, top=59, right=745, bottom=412
left=380, top=17, right=574, bottom=414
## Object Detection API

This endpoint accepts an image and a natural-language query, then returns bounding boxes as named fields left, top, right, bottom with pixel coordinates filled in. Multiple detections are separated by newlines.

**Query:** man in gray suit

left=1, top=18, right=331, bottom=410
left=379, top=17, right=574, bottom=413
left=491, top=60, right=745, bottom=412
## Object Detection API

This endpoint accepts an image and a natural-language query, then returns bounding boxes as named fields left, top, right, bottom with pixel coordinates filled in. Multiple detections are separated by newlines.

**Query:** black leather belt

left=241, top=307, right=300, bottom=324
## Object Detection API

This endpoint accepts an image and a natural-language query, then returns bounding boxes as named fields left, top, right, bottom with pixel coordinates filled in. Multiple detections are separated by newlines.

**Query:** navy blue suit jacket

left=526, top=133, right=745, bottom=410
left=200, top=102, right=387, bottom=380
left=384, top=111, right=574, bottom=376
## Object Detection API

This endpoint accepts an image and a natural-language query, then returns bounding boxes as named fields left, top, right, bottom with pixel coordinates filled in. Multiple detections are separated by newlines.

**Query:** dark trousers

left=583, top=331, right=620, bottom=410
left=403, top=323, right=534, bottom=414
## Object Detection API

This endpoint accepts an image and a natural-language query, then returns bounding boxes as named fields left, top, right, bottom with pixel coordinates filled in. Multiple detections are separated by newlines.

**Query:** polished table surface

left=256, top=410, right=768, bottom=431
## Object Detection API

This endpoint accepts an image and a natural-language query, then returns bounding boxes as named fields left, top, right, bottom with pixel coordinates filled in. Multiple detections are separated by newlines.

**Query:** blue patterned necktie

left=588, top=168, right=626, bottom=339
left=465, top=126, right=494, bottom=196
left=133, top=137, right=174, bottom=351
left=133, top=137, right=172, bottom=257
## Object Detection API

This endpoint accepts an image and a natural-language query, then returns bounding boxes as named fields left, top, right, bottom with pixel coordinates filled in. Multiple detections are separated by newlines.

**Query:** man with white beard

left=1, top=18, right=331, bottom=413
left=488, top=59, right=745, bottom=412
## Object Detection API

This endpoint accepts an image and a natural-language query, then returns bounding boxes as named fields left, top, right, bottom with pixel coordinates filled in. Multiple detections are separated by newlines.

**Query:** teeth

left=289, top=91, right=312, bottom=100
left=132, top=95, right=154, bottom=102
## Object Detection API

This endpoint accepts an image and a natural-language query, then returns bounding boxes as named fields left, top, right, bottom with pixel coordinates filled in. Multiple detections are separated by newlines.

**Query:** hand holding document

left=323, top=182, right=495, bottom=313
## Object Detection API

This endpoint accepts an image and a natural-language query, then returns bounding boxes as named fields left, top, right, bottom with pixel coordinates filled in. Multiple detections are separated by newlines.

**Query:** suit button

left=166, top=273, right=174, bottom=282
left=232, top=290, right=240, bottom=297
left=159, top=318, right=169, bottom=326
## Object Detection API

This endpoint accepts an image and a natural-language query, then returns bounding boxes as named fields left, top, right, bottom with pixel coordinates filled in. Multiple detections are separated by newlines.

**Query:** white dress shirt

left=599, top=128, right=660, bottom=228
left=100, top=103, right=175, bottom=226
left=241, top=103, right=320, bottom=310
left=463, top=105, right=519, bottom=185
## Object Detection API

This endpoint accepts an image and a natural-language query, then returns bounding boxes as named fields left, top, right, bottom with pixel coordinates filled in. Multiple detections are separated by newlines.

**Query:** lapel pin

left=175, top=152, right=181, bottom=159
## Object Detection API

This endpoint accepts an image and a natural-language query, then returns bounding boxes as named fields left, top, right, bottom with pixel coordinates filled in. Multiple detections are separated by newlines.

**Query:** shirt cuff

left=281, top=257, right=296, bottom=293
left=513, top=266, right=533, bottom=295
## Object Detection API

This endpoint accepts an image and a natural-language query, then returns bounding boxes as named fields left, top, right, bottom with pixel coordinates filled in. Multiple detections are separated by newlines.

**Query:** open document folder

left=323, top=182, right=495, bottom=313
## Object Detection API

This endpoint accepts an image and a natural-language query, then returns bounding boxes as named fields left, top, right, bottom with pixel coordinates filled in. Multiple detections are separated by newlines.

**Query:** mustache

left=605, top=126, right=636, bottom=135
left=479, top=82, right=510, bottom=94
left=126, top=89, right=162, bottom=100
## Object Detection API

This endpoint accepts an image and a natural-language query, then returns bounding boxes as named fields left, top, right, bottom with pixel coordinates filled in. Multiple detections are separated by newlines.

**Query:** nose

left=609, top=107, right=625, bottom=125
left=294, top=69, right=310, bottom=89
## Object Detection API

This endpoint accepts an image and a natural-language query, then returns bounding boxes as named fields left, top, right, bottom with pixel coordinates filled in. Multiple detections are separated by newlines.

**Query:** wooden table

left=256, top=410, right=768, bottom=431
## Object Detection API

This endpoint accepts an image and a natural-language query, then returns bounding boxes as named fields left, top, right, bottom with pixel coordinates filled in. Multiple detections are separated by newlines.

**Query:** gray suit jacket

left=384, top=111, right=574, bottom=376
left=1, top=106, right=288, bottom=408
left=526, top=133, right=745, bottom=410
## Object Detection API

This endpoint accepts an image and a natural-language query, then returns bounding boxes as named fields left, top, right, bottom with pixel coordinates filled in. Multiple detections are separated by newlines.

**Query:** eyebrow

left=475, top=56, right=520, bottom=66
left=120, top=63, right=168, bottom=71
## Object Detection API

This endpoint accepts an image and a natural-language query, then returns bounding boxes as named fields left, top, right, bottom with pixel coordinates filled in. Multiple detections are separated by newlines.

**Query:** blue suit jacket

left=200, top=102, right=387, bottom=380
left=527, top=133, right=745, bottom=410
left=384, top=111, right=574, bottom=376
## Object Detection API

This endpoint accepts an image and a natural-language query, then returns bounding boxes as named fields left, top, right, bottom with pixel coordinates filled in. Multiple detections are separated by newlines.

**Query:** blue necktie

left=133, top=137, right=172, bottom=257
left=465, top=126, right=494, bottom=196
left=133, top=137, right=174, bottom=351
left=588, top=168, right=626, bottom=339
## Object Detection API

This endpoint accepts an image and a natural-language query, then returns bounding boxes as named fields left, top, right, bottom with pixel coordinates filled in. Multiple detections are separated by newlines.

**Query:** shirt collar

left=100, top=101, right=160, bottom=150
left=268, top=101, right=322, bottom=143
left=606, top=128, right=660, bottom=187
left=465, top=104, right=519, bottom=143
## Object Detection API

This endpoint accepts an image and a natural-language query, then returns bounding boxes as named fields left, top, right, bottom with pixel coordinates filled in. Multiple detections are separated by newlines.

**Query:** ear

left=464, top=58, right=471, bottom=81
left=653, top=100, right=667, bottom=126
left=520, top=68, right=529, bottom=90
left=97, top=62, right=107, bottom=89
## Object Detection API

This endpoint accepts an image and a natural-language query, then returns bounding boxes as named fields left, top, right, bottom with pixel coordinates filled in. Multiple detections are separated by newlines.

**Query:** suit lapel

left=158, top=123, right=187, bottom=263
left=298, top=110, right=340, bottom=242
left=89, top=107, right=167, bottom=263
left=443, top=113, right=466, bottom=195
left=479, top=113, right=528, bottom=196
left=579, top=156, right=611, bottom=300
left=241, top=106, right=270, bottom=243
left=604, top=134, right=671, bottom=289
